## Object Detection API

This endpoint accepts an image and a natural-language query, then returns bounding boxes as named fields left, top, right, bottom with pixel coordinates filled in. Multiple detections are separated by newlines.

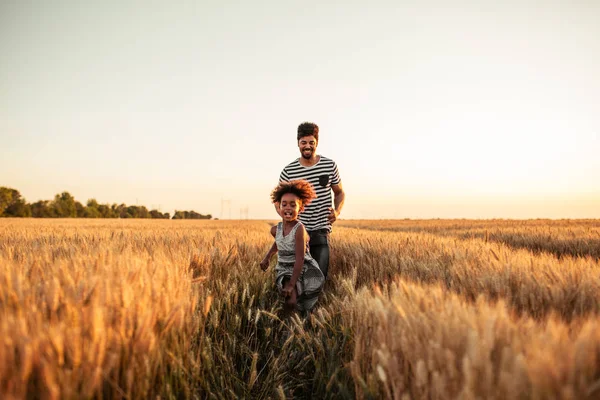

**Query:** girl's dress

left=274, top=221, right=325, bottom=311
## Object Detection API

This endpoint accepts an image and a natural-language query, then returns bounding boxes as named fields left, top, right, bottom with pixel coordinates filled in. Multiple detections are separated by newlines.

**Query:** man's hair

left=271, top=179, right=317, bottom=207
left=297, top=122, right=319, bottom=141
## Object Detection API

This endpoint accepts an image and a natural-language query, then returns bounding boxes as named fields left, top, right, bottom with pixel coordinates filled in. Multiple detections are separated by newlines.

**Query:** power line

left=221, top=198, right=231, bottom=219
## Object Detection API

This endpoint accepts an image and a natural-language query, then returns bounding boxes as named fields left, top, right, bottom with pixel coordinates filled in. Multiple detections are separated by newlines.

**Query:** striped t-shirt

left=279, top=155, right=341, bottom=232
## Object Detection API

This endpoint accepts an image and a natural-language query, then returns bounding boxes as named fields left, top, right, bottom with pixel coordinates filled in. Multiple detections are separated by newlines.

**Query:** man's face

left=298, top=135, right=317, bottom=160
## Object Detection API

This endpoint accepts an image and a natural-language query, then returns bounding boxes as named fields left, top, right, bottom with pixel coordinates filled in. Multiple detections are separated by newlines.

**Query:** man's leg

left=309, top=230, right=330, bottom=279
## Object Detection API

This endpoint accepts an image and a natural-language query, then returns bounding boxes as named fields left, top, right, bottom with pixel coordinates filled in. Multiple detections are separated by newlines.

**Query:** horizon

left=2, top=1, right=599, bottom=219
left=2, top=183, right=599, bottom=220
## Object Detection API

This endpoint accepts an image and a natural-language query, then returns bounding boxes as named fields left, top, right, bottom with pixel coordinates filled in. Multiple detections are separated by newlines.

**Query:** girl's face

left=280, top=193, right=302, bottom=222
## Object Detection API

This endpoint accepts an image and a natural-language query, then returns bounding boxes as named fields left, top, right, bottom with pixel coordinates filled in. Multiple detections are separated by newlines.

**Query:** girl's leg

left=278, top=277, right=289, bottom=297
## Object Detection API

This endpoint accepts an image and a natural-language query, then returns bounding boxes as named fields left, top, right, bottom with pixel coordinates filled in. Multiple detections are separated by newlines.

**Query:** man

left=277, top=121, right=345, bottom=279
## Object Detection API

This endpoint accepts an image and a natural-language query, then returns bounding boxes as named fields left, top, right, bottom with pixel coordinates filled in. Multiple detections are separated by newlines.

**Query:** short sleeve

left=331, top=161, right=341, bottom=185
left=279, top=167, right=289, bottom=183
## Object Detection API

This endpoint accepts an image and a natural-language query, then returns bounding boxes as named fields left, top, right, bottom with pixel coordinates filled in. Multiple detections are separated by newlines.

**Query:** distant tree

left=150, top=209, right=169, bottom=219
left=75, top=201, right=86, bottom=218
left=87, top=199, right=99, bottom=209
left=124, top=205, right=150, bottom=218
left=84, top=199, right=101, bottom=218
left=97, top=203, right=115, bottom=218
left=172, top=210, right=185, bottom=219
left=84, top=207, right=101, bottom=218
left=187, top=211, right=212, bottom=219
left=4, top=198, right=31, bottom=217
left=113, top=204, right=128, bottom=218
left=31, top=200, right=54, bottom=218
left=191, top=211, right=211, bottom=220
left=122, top=206, right=134, bottom=218
left=172, top=210, right=212, bottom=220
left=0, top=187, right=208, bottom=219
left=0, top=187, right=24, bottom=217
left=137, top=206, right=150, bottom=218
left=51, top=192, right=77, bottom=218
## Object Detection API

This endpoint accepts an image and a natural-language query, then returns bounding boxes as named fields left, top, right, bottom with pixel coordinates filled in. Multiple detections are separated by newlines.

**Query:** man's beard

left=301, top=149, right=313, bottom=159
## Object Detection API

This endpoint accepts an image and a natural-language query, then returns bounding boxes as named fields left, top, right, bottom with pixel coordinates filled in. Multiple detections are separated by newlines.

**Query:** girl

left=260, top=180, right=325, bottom=312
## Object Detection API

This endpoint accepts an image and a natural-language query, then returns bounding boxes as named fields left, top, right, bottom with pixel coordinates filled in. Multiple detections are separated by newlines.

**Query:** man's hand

left=281, top=282, right=295, bottom=298
left=327, top=207, right=339, bottom=224
left=260, top=258, right=270, bottom=271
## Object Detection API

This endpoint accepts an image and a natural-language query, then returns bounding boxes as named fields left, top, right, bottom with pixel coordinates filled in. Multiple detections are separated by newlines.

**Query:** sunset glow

left=1, top=1, right=598, bottom=218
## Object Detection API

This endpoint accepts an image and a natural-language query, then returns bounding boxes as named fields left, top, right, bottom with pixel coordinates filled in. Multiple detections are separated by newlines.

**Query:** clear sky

left=1, top=1, right=599, bottom=219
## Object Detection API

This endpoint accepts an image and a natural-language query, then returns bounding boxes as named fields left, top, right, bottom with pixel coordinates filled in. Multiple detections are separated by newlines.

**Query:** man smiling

left=278, top=122, right=345, bottom=280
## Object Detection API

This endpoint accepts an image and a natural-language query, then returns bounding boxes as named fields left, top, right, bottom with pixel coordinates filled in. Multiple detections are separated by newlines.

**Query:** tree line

left=0, top=187, right=212, bottom=219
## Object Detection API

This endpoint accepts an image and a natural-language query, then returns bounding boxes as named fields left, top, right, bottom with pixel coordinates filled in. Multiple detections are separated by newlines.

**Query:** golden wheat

left=338, top=219, right=600, bottom=259
left=1, top=218, right=599, bottom=399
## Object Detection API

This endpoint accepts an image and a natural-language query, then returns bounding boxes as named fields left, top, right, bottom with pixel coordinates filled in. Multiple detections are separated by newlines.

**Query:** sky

left=1, top=0, right=599, bottom=219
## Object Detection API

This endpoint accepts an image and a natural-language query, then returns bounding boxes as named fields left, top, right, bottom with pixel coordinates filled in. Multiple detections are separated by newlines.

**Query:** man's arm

left=328, top=182, right=345, bottom=224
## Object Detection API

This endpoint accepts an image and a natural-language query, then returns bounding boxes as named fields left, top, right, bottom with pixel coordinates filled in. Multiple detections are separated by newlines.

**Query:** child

left=260, top=180, right=325, bottom=312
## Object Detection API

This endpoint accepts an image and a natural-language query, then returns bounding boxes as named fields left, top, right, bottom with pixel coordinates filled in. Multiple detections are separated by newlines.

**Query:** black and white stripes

left=279, top=156, right=341, bottom=232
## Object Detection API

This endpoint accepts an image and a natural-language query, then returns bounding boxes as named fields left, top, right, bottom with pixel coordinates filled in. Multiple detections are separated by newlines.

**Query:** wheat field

left=1, top=218, right=600, bottom=399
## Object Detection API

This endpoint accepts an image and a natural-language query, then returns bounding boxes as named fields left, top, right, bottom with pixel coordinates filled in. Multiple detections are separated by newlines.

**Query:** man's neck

left=299, top=155, right=320, bottom=167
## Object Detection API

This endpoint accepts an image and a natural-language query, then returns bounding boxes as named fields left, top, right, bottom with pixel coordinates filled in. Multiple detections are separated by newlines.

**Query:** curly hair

left=270, top=179, right=317, bottom=207
left=297, top=122, right=319, bottom=141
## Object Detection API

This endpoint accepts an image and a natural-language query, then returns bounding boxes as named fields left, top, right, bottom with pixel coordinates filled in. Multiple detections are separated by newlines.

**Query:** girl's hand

left=281, top=282, right=294, bottom=298
left=260, top=258, right=269, bottom=271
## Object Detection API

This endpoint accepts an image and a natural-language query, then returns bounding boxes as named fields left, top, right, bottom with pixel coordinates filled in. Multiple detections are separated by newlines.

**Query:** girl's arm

left=263, top=241, right=278, bottom=260
left=287, top=224, right=307, bottom=288
left=260, top=226, right=278, bottom=270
